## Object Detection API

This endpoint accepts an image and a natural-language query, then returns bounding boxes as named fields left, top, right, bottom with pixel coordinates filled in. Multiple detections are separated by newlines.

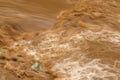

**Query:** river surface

left=0, top=0, right=70, bottom=31
left=0, top=0, right=120, bottom=80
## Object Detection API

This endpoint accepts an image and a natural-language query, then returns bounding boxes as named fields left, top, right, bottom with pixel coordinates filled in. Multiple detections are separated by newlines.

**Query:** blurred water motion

left=0, top=0, right=70, bottom=31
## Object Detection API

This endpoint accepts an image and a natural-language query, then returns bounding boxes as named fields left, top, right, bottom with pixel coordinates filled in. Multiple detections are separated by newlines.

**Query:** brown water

left=0, top=0, right=70, bottom=31
left=0, top=0, right=120, bottom=80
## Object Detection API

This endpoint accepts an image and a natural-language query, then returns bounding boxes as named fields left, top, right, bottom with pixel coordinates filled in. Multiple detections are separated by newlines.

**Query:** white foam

left=53, top=59, right=120, bottom=80
left=9, top=30, right=120, bottom=61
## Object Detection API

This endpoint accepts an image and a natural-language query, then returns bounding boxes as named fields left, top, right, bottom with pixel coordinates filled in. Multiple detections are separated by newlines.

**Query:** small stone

left=31, top=62, right=43, bottom=71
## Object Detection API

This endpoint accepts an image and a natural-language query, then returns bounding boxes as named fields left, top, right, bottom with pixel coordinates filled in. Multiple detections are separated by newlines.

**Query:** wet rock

left=31, top=62, right=43, bottom=71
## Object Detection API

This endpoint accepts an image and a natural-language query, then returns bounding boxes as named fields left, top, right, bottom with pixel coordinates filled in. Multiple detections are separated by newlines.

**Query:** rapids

left=0, top=0, right=120, bottom=80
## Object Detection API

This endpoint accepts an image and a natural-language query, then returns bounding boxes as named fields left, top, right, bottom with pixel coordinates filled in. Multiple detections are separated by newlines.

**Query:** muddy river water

left=0, top=0, right=120, bottom=80
left=0, top=0, right=70, bottom=31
